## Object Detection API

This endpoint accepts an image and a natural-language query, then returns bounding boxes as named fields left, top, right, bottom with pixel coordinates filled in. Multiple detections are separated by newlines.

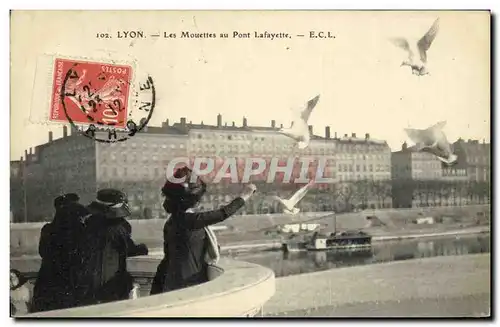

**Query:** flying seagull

left=404, top=120, right=458, bottom=165
left=279, top=95, right=320, bottom=149
left=390, top=18, right=440, bottom=76
left=272, top=180, right=315, bottom=215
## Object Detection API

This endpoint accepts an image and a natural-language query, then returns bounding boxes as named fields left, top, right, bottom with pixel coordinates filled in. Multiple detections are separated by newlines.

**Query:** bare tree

left=336, top=181, right=357, bottom=212
left=354, top=179, right=370, bottom=210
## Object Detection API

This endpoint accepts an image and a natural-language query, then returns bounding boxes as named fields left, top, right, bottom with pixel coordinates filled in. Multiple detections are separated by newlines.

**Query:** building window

left=369, top=164, right=373, bottom=172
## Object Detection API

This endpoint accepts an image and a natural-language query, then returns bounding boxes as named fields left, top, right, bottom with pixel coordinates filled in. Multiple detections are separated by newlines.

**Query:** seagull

left=390, top=18, right=440, bottom=76
left=272, top=180, right=315, bottom=215
left=404, top=121, right=458, bottom=165
left=279, top=95, right=320, bottom=149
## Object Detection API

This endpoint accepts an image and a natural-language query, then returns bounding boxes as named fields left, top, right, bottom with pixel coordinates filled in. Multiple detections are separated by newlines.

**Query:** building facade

left=391, top=141, right=485, bottom=208
left=17, top=114, right=395, bottom=221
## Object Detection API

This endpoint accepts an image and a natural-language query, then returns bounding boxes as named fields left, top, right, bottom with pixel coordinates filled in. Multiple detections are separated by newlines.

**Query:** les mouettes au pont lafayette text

left=96, top=30, right=336, bottom=40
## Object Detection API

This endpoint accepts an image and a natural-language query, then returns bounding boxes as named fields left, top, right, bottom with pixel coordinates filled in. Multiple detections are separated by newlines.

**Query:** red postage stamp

left=50, top=58, right=133, bottom=129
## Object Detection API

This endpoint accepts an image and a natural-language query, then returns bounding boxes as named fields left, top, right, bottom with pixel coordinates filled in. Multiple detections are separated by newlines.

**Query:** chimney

left=201, top=121, right=204, bottom=126
left=280, top=123, right=283, bottom=128
left=166, top=119, right=169, bottom=126
left=189, top=120, right=192, bottom=125
left=483, top=139, right=486, bottom=144
left=271, top=120, right=276, bottom=128
left=402, top=142, right=408, bottom=151
left=243, top=117, right=247, bottom=127
left=24, top=150, right=28, bottom=160
left=63, top=125, right=68, bottom=137
left=334, top=132, right=338, bottom=139
left=48, top=131, right=53, bottom=142
left=224, top=122, right=227, bottom=127
left=217, top=114, right=222, bottom=127
left=232, top=121, right=235, bottom=127
left=29, top=148, right=32, bottom=155
left=344, top=134, right=348, bottom=138
left=352, top=133, right=356, bottom=138
left=365, top=133, right=370, bottom=139
left=308, top=125, right=313, bottom=135
left=180, top=117, right=186, bottom=126
left=325, top=126, right=331, bottom=139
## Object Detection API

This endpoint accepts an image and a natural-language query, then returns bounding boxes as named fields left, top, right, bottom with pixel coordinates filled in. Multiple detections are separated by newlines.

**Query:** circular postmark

left=59, top=59, right=155, bottom=143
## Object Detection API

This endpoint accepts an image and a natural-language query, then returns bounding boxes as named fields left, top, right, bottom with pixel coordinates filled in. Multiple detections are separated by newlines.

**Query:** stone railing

left=19, top=255, right=275, bottom=317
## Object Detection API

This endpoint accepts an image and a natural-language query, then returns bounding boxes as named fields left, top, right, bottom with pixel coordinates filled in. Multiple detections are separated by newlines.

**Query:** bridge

left=12, top=252, right=490, bottom=317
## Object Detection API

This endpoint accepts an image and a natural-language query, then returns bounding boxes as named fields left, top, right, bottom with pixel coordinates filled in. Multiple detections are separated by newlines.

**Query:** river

left=225, top=234, right=490, bottom=278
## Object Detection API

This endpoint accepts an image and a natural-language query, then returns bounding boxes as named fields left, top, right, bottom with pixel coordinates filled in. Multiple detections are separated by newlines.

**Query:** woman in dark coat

left=150, top=166, right=257, bottom=294
left=77, top=189, right=148, bottom=306
left=31, top=194, right=89, bottom=313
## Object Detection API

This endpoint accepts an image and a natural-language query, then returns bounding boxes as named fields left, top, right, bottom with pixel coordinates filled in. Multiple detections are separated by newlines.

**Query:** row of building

left=10, top=115, right=491, bottom=222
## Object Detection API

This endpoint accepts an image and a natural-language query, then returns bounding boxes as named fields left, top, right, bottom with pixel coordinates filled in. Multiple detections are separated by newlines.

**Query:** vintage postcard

left=10, top=10, right=491, bottom=318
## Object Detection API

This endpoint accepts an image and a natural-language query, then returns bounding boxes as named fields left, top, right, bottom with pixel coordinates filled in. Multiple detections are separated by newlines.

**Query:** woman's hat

left=54, top=193, right=80, bottom=209
left=162, top=166, right=207, bottom=204
left=89, top=189, right=131, bottom=219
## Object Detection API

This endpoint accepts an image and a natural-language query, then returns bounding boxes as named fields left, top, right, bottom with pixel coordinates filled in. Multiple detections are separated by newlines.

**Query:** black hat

left=90, top=188, right=131, bottom=219
left=161, top=166, right=207, bottom=210
left=54, top=193, right=80, bottom=209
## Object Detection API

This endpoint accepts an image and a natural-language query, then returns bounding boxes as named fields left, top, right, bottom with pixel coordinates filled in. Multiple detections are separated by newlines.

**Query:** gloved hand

left=240, top=184, right=257, bottom=202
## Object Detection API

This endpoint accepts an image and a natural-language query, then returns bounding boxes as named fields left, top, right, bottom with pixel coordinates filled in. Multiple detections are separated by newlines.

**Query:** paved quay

left=263, top=253, right=491, bottom=317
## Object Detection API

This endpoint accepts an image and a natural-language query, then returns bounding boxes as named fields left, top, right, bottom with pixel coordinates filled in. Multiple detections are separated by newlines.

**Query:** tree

left=354, top=179, right=370, bottom=210
left=335, top=181, right=356, bottom=212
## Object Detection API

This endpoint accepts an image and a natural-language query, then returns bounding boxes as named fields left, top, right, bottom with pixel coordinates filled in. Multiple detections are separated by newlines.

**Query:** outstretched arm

left=184, top=197, right=246, bottom=230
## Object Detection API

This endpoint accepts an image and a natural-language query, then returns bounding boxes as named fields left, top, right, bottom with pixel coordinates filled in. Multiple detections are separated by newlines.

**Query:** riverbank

left=11, top=204, right=490, bottom=257
left=11, top=225, right=490, bottom=265
left=264, top=253, right=490, bottom=317
left=219, top=224, right=491, bottom=254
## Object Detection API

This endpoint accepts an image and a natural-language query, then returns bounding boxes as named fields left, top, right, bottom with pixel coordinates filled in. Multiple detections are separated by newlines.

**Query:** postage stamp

left=51, top=58, right=133, bottom=129
left=53, top=57, right=156, bottom=143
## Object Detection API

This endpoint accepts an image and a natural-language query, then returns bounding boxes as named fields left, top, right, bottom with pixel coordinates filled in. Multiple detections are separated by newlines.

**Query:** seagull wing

left=288, top=180, right=314, bottom=206
left=417, top=18, right=440, bottom=63
left=390, top=37, right=413, bottom=58
left=428, top=120, right=447, bottom=131
left=404, top=128, right=423, bottom=144
left=299, top=95, right=320, bottom=123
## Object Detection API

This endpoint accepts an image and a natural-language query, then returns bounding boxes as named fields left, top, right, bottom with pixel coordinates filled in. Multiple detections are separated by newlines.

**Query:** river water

left=226, top=234, right=490, bottom=278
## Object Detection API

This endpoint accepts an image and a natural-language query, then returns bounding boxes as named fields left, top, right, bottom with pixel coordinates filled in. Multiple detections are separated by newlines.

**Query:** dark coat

left=150, top=197, right=245, bottom=294
left=77, top=205, right=148, bottom=305
left=31, top=203, right=89, bottom=313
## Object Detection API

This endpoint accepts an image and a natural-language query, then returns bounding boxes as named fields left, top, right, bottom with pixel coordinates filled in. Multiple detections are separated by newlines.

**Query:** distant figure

left=78, top=189, right=148, bottom=305
left=150, top=166, right=256, bottom=294
left=10, top=269, right=31, bottom=316
left=31, top=193, right=90, bottom=313
left=390, top=17, right=440, bottom=76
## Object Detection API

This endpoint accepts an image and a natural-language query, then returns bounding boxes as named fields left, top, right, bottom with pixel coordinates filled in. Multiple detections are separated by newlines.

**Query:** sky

left=10, top=10, right=490, bottom=160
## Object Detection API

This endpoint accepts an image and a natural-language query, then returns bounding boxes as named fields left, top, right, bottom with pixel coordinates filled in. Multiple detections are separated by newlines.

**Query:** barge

left=305, top=231, right=372, bottom=251
left=282, top=213, right=372, bottom=252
